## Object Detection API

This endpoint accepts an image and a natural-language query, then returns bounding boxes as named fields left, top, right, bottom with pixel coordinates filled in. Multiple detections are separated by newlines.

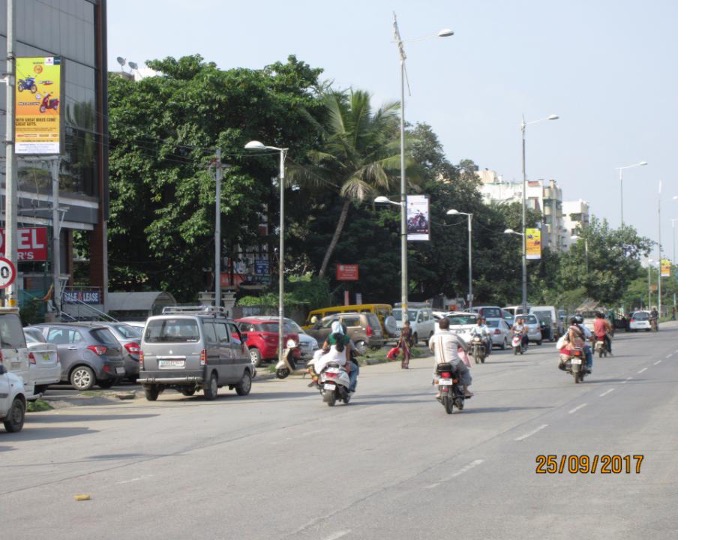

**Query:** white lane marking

left=666, top=353, right=674, bottom=359
left=622, top=377, right=633, bottom=384
left=638, top=367, right=648, bottom=374
left=425, top=459, right=484, bottom=489
left=324, top=531, right=351, bottom=540
left=515, top=424, right=548, bottom=441
left=600, top=388, right=615, bottom=397
left=654, top=360, right=662, bottom=365
left=117, top=475, right=154, bottom=485
left=569, top=403, right=587, bottom=414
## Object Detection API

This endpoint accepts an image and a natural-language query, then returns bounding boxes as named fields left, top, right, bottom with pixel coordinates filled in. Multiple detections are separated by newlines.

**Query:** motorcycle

left=435, top=362, right=469, bottom=414
left=559, top=347, right=588, bottom=384
left=593, top=334, right=608, bottom=358
left=17, top=77, right=37, bottom=93
left=512, top=331, right=527, bottom=355
left=275, top=339, right=299, bottom=379
left=39, top=93, right=59, bottom=113
left=471, top=335, right=487, bottom=364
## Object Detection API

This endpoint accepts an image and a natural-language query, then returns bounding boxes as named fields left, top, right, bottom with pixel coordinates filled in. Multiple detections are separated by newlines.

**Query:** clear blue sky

left=108, top=0, right=678, bottom=258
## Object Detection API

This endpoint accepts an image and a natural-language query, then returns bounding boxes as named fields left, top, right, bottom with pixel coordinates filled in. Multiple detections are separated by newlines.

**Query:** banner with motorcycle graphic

left=407, top=195, right=430, bottom=241
left=525, top=228, right=542, bottom=260
left=15, top=56, right=63, bottom=155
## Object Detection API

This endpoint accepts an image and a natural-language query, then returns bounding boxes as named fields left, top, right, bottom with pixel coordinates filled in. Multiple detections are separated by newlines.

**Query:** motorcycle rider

left=429, top=318, right=473, bottom=398
left=564, top=316, right=594, bottom=373
left=510, top=317, right=530, bottom=350
left=323, top=321, right=359, bottom=393
left=593, top=312, right=613, bottom=355
left=470, top=317, right=492, bottom=357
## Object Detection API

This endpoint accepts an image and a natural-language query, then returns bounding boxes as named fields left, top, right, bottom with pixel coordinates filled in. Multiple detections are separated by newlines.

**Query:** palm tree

left=292, top=89, right=401, bottom=277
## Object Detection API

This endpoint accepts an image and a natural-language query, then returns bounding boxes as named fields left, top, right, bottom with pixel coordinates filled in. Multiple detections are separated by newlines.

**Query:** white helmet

left=286, top=339, right=297, bottom=348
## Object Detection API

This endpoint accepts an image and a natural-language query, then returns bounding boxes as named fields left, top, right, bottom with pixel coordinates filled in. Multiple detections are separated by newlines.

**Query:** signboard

left=661, top=259, right=671, bottom=277
left=407, top=195, right=430, bottom=241
left=0, top=227, right=49, bottom=261
left=525, top=228, right=542, bottom=260
left=0, top=256, right=17, bottom=289
left=336, top=264, right=359, bottom=281
left=15, top=56, right=63, bottom=155
left=63, top=288, right=101, bottom=304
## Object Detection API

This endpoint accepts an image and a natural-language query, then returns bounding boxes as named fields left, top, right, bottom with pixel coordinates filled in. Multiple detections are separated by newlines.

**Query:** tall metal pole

left=51, top=158, right=61, bottom=315
left=520, top=118, right=528, bottom=316
left=657, top=181, right=662, bottom=315
left=4, top=0, right=18, bottom=307
left=278, top=148, right=286, bottom=364
left=394, top=13, right=408, bottom=326
left=214, top=148, right=221, bottom=309
left=619, top=168, right=624, bottom=228
left=466, top=214, right=472, bottom=310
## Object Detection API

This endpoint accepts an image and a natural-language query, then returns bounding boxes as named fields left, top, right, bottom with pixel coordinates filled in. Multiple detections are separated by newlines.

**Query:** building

left=1, top=0, right=108, bottom=313
left=561, top=199, right=591, bottom=250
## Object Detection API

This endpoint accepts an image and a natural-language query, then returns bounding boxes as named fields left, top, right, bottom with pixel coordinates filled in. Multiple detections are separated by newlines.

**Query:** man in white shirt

left=429, top=318, right=473, bottom=397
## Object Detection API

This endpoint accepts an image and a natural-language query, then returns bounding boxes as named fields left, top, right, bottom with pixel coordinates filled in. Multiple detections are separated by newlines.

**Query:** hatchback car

left=284, top=318, right=319, bottom=361
left=438, top=312, right=478, bottom=339
left=305, top=312, right=384, bottom=355
left=29, top=323, right=126, bottom=390
left=514, top=314, right=543, bottom=345
left=236, top=316, right=301, bottom=367
left=485, top=318, right=512, bottom=349
left=628, top=311, right=652, bottom=332
left=103, top=322, right=143, bottom=382
left=23, top=327, right=61, bottom=393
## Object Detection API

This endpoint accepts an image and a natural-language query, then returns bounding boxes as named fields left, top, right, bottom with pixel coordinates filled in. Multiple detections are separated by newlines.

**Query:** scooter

left=512, top=332, right=527, bottom=355
left=275, top=339, right=299, bottom=379
left=39, top=93, right=59, bottom=113
left=470, top=335, right=487, bottom=364
left=593, top=335, right=608, bottom=358
left=435, top=362, right=469, bottom=414
left=17, top=77, right=37, bottom=93
left=318, top=362, right=352, bottom=406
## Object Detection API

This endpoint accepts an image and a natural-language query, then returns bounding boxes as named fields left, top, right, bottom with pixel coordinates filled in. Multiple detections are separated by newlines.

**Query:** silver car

left=485, top=318, right=512, bottom=349
left=284, top=318, right=319, bottom=361
left=103, top=322, right=143, bottom=382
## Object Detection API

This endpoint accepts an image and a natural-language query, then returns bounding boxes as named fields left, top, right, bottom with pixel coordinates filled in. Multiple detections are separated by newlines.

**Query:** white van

left=529, top=306, right=564, bottom=341
left=0, top=308, right=38, bottom=398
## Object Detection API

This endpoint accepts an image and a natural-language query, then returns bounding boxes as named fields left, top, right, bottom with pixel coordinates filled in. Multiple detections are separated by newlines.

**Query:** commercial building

left=0, top=0, right=108, bottom=313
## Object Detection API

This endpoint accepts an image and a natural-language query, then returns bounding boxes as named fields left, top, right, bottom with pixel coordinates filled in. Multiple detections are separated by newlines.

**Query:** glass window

left=203, top=321, right=218, bottom=344
left=214, top=322, right=230, bottom=344
left=145, top=319, right=201, bottom=343
left=0, top=314, right=27, bottom=349
left=91, top=328, right=120, bottom=346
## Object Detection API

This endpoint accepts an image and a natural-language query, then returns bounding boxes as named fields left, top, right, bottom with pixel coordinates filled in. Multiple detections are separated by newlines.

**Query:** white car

left=485, top=318, right=512, bottom=349
left=392, top=305, right=435, bottom=345
left=513, top=314, right=543, bottom=345
left=23, top=328, right=61, bottom=393
left=437, top=312, right=478, bottom=339
left=628, top=311, right=652, bottom=332
left=0, top=363, right=26, bottom=432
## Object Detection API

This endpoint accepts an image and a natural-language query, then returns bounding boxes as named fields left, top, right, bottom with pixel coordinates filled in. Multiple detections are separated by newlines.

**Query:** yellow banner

left=661, top=258, right=671, bottom=277
left=15, top=56, right=62, bottom=154
left=526, top=228, right=541, bottom=260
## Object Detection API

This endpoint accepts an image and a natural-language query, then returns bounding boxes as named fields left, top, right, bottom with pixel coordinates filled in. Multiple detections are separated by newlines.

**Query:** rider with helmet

left=558, top=316, right=594, bottom=374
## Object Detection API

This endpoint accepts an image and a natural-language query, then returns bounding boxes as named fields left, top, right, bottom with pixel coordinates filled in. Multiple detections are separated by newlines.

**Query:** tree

left=290, top=89, right=401, bottom=278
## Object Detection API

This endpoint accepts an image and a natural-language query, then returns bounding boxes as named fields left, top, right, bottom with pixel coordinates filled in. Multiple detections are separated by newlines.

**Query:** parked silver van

left=138, top=306, right=253, bottom=401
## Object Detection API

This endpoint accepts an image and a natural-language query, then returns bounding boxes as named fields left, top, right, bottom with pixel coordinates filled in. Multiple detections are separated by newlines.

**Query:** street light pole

left=392, top=13, right=452, bottom=325
left=447, top=210, right=472, bottom=309
left=617, top=161, right=648, bottom=227
left=245, top=141, right=288, bottom=364
left=520, top=114, right=558, bottom=315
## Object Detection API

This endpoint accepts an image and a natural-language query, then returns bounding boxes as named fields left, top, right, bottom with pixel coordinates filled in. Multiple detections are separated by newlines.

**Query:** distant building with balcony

left=561, top=199, right=591, bottom=250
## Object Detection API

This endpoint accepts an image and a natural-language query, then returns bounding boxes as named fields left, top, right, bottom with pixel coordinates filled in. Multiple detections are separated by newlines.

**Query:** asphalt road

left=0, top=323, right=678, bottom=539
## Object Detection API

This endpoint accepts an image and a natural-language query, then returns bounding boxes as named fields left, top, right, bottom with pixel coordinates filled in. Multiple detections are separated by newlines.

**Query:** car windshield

left=517, top=315, right=538, bottom=324
left=486, top=320, right=500, bottom=328
left=113, top=324, right=142, bottom=339
left=447, top=315, right=476, bottom=325
left=284, top=320, right=305, bottom=334
left=633, top=312, right=650, bottom=320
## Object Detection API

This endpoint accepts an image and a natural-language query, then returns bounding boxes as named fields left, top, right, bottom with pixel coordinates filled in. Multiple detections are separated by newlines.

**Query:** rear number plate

left=323, top=383, right=335, bottom=391
left=159, top=359, right=185, bottom=368
left=438, top=379, right=452, bottom=385
left=571, top=358, right=582, bottom=365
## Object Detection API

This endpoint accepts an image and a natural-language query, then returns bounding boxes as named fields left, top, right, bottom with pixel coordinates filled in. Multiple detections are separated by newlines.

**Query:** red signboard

left=0, top=227, right=49, bottom=262
left=336, top=264, right=359, bottom=281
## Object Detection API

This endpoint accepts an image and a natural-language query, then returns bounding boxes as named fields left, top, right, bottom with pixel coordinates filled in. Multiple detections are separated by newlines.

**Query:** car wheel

left=180, top=388, right=196, bottom=397
left=3, top=397, right=26, bottom=433
left=500, top=338, right=507, bottom=350
left=144, top=385, right=159, bottom=401
left=354, top=340, right=367, bottom=356
left=235, top=370, right=252, bottom=396
left=536, top=340, right=542, bottom=346
left=35, top=385, right=49, bottom=394
left=203, top=372, right=218, bottom=401
left=412, top=333, right=419, bottom=347
left=249, top=348, right=262, bottom=367
left=426, top=332, right=433, bottom=347
left=70, top=366, right=96, bottom=391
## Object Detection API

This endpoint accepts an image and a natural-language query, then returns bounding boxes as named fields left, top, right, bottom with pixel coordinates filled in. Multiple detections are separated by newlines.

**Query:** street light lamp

left=245, top=140, right=288, bottom=364
left=447, top=209, right=473, bottom=309
left=392, top=13, right=453, bottom=324
left=519, top=114, right=559, bottom=315
left=617, top=161, right=648, bottom=227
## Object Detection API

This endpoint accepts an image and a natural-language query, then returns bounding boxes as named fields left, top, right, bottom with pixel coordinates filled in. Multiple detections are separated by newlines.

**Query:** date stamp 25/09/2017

left=536, top=455, right=644, bottom=474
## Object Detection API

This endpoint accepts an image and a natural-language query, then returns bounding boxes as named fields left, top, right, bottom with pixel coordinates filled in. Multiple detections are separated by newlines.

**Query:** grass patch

left=27, top=399, right=54, bottom=412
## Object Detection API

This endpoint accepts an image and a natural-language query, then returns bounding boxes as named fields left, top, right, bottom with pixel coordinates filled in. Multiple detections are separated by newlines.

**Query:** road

left=1, top=323, right=678, bottom=539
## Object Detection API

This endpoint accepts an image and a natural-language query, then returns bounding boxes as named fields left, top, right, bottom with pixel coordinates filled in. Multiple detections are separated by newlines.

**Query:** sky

left=107, top=0, right=678, bottom=261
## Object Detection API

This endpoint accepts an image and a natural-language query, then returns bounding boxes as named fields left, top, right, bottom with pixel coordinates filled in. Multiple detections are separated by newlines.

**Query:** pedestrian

left=399, top=320, right=412, bottom=369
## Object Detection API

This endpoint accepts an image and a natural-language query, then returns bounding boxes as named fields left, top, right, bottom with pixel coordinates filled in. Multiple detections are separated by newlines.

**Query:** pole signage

left=15, top=56, right=63, bottom=155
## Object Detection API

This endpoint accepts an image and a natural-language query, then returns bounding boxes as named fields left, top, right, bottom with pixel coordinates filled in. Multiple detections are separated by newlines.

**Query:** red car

left=236, top=316, right=300, bottom=367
